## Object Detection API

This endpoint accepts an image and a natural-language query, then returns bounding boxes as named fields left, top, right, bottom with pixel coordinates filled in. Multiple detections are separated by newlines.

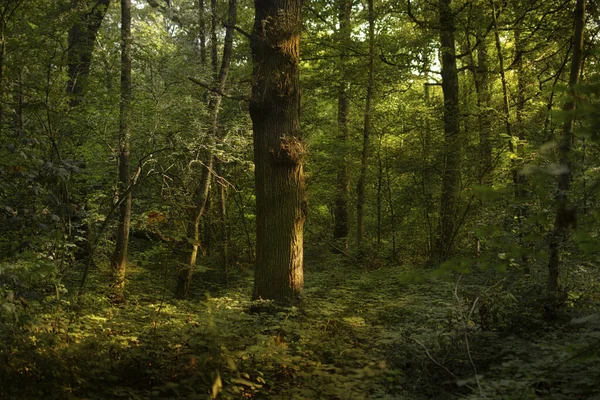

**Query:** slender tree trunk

left=513, top=26, right=531, bottom=270
left=491, top=1, right=512, bottom=139
left=384, top=153, right=396, bottom=258
left=176, top=0, right=237, bottom=299
left=422, top=53, right=435, bottom=254
left=234, top=190, right=254, bottom=264
left=475, top=31, right=491, bottom=184
left=250, top=0, right=306, bottom=305
left=216, top=163, right=229, bottom=283
left=199, top=0, right=207, bottom=66
left=66, top=0, right=111, bottom=107
left=471, top=15, right=492, bottom=262
left=333, top=0, right=351, bottom=250
left=176, top=162, right=212, bottom=298
left=356, top=0, right=375, bottom=247
left=210, top=0, right=218, bottom=80
left=436, top=0, right=461, bottom=262
left=547, top=0, right=585, bottom=314
left=376, top=134, right=383, bottom=247
left=110, top=0, right=132, bottom=302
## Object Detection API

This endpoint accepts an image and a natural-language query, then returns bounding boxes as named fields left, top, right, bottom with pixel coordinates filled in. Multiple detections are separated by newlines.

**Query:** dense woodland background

left=1, top=0, right=600, bottom=398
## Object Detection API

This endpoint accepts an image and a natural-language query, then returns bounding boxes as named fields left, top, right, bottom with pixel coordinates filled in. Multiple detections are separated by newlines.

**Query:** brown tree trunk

left=176, top=0, right=237, bottom=299
left=216, top=162, right=229, bottom=283
left=491, top=1, right=512, bottom=140
left=210, top=0, right=218, bottom=80
left=250, top=0, right=306, bottom=305
left=547, top=0, right=585, bottom=314
left=356, top=0, right=375, bottom=247
left=199, top=0, right=207, bottom=66
left=436, top=0, right=461, bottom=263
left=110, top=0, right=132, bottom=302
left=422, top=53, right=435, bottom=254
left=66, top=0, right=111, bottom=107
left=333, top=0, right=351, bottom=250
left=474, top=30, right=491, bottom=184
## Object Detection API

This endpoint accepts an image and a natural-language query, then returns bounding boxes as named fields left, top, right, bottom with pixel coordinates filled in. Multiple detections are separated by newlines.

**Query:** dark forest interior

left=1, top=0, right=600, bottom=398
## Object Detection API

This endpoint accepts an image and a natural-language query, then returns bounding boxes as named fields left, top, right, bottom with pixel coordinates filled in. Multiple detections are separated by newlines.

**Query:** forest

left=1, top=0, right=599, bottom=398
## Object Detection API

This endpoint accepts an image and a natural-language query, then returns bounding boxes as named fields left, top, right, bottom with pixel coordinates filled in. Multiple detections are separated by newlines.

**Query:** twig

left=223, top=23, right=251, bottom=40
left=454, top=276, right=484, bottom=396
left=412, top=338, right=476, bottom=392
left=304, top=226, right=351, bottom=257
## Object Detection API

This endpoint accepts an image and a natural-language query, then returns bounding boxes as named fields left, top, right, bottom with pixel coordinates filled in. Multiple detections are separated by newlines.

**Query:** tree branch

left=223, top=23, right=251, bottom=40
left=188, top=76, right=248, bottom=101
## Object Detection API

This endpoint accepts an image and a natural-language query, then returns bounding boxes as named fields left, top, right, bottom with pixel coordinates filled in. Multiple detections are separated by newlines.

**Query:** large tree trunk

left=176, top=0, right=237, bottom=299
left=546, top=0, right=585, bottom=314
left=110, top=0, right=132, bottom=302
left=356, top=0, right=375, bottom=247
left=436, top=0, right=461, bottom=262
left=250, top=0, right=306, bottom=305
left=333, top=0, right=352, bottom=250
left=66, top=0, right=111, bottom=107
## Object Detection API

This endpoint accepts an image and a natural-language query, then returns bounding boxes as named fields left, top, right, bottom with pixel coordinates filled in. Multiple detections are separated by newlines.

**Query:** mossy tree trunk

left=250, top=0, right=306, bottom=305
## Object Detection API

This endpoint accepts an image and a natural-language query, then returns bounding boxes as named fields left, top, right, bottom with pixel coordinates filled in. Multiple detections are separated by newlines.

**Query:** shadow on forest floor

left=1, top=246, right=599, bottom=399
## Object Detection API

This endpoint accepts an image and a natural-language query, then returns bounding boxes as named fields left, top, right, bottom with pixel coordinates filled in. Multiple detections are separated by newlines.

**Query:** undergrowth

left=0, top=243, right=599, bottom=399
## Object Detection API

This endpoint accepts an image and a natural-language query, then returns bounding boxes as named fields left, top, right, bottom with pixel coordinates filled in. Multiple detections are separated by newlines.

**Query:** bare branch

left=223, top=23, right=251, bottom=40
left=188, top=76, right=249, bottom=101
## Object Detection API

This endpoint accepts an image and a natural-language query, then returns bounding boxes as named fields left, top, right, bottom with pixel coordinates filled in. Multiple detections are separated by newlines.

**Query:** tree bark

left=356, top=0, right=375, bottom=247
left=250, top=0, right=306, bottom=305
left=199, top=0, right=207, bottom=66
left=436, top=0, right=461, bottom=262
left=110, top=0, right=132, bottom=302
left=546, top=0, right=585, bottom=314
left=333, top=0, right=351, bottom=250
left=210, top=0, right=218, bottom=80
left=66, top=0, right=111, bottom=107
left=215, top=163, right=229, bottom=283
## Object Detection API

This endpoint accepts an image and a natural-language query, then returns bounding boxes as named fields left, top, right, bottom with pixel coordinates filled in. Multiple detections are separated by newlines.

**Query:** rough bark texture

left=436, top=0, right=461, bottom=262
left=111, top=0, right=132, bottom=302
left=547, top=0, right=585, bottom=313
left=250, top=0, right=306, bottom=305
left=333, top=0, right=351, bottom=249
left=66, top=0, right=111, bottom=107
left=176, top=0, right=237, bottom=299
left=356, top=0, right=374, bottom=247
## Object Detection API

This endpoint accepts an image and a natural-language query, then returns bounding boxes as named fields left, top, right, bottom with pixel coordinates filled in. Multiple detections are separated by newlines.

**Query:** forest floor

left=1, top=241, right=599, bottom=399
